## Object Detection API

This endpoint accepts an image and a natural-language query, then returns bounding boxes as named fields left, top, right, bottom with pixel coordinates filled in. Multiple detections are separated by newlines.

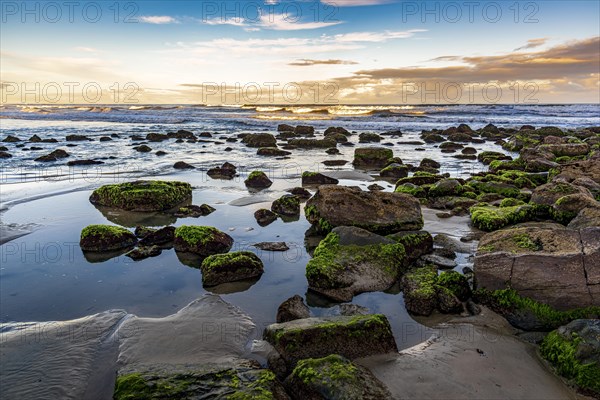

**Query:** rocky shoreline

left=1, top=123, right=599, bottom=398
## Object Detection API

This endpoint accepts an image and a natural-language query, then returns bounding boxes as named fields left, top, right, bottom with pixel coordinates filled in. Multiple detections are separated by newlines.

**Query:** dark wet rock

left=552, top=159, right=600, bottom=184
left=380, top=163, right=409, bottom=179
left=420, top=158, right=441, bottom=169
left=439, top=142, right=464, bottom=152
left=130, top=134, right=144, bottom=141
left=469, top=204, right=535, bottom=231
left=90, top=180, right=192, bottom=212
left=277, top=295, right=310, bottom=323
left=422, top=133, right=445, bottom=143
left=134, top=226, right=155, bottom=238
left=325, top=147, right=341, bottom=155
left=125, top=245, right=162, bottom=261
left=242, top=133, right=277, bottom=148
left=474, top=224, right=598, bottom=310
left=167, top=130, right=197, bottom=139
left=245, top=171, right=273, bottom=189
left=99, top=136, right=112, bottom=142
left=272, top=195, right=300, bottom=217
left=568, top=206, right=600, bottom=229
left=28, top=134, right=42, bottom=142
left=173, top=161, right=195, bottom=170
left=284, top=355, right=392, bottom=400
left=288, top=138, right=336, bottom=149
left=254, top=242, right=290, bottom=252
left=324, top=126, right=350, bottom=136
left=478, top=151, right=512, bottom=164
left=207, top=162, right=237, bottom=179
left=66, top=159, right=104, bottom=166
left=257, top=147, right=292, bottom=157
left=294, top=125, right=315, bottom=136
left=368, top=183, right=385, bottom=191
left=352, top=147, right=393, bottom=169
left=322, top=159, right=347, bottom=166
left=395, top=173, right=444, bottom=187
left=278, top=124, right=295, bottom=132
left=0, top=151, right=13, bottom=158
left=302, top=172, right=339, bottom=186
left=79, top=224, right=137, bottom=252
left=174, top=225, right=234, bottom=256
left=387, top=230, right=433, bottom=262
left=34, top=149, right=70, bottom=162
left=462, top=147, right=477, bottom=154
left=359, top=132, right=381, bottom=143
left=155, top=151, right=167, bottom=156
left=448, top=132, right=473, bottom=142
left=66, top=134, right=91, bottom=141
left=146, top=133, right=169, bottom=142
left=264, top=314, right=398, bottom=371
left=323, top=133, right=348, bottom=143
left=138, top=226, right=176, bottom=246
left=305, top=185, right=423, bottom=235
left=305, top=227, right=408, bottom=301
left=530, top=181, right=593, bottom=208
left=200, top=251, right=264, bottom=286
left=133, top=145, right=152, bottom=153
left=433, top=233, right=472, bottom=253
left=428, top=179, right=463, bottom=197
left=287, top=187, right=312, bottom=200
left=254, top=209, right=278, bottom=226
left=173, top=204, right=216, bottom=218
left=401, top=266, right=464, bottom=316
left=421, top=254, right=457, bottom=269
left=540, top=143, right=590, bottom=157
left=0, top=146, right=7, bottom=151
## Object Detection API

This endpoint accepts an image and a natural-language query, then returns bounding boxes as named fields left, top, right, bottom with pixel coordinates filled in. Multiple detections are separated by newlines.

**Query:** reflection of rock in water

left=83, top=246, right=134, bottom=263
left=204, top=277, right=261, bottom=295
left=92, top=202, right=188, bottom=228
left=175, top=251, right=204, bottom=269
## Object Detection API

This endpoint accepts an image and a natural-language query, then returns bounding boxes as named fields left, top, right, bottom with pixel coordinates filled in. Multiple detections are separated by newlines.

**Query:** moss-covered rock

left=174, top=226, right=233, bottom=256
left=271, top=195, right=300, bottom=217
left=401, top=266, right=439, bottom=316
left=79, top=224, right=137, bottom=252
left=394, top=183, right=427, bottom=198
left=245, top=171, right=273, bottom=189
left=306, top=228, right=407, bottom=302
left=469, top=180, right=521, bottom=198
left=89, top=180, right=192, bottom=212
left=285, top=355, right=392, bottom=400
left=263, top=314, right=397, bottom=372
left=387, top=230, right=433, bottom=261
left=173, top=204, right=216, bottom=218
left=379, top=163, right=409, bottom=179
left=242, top=133, right=277, bottom=148
left=428, top=179, right=463, bottom=197
left=352, top=147, right=393, bottom=169
left=301, top=172, right=339, bottom=186
left=469, top=205, right=535, bottom=231
left=200, top=251, right=264, bottom=286
left=477, top=151, right=512, bottom=165
left=255, top=209, right=278, bottom=227
left=257, top=147, right=292, bottom=157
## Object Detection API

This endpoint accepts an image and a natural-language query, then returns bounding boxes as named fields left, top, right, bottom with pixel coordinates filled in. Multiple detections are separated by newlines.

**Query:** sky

left=1, top=0, right=599, bottom=104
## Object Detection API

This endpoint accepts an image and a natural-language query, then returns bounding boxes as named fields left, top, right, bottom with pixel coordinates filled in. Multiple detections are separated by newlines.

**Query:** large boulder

left=79, top=225, right=137, bottom=252
left=173, top=226, right=233, bottom=256
left=242, top=133, right=277, bottom=148
left=263, top=314, right=397, bottom=371
left=305, top=185, right=423, bottom=235
left=352, top=147, right=393, bottom=169
left=89, top=181, right=192, bottom=211
left=530, top=181, right=593, bottom=208
left=474, top=224, right=598, bottom=310
left=284, top=355, right=392, bottom=400
left=245, top=171, right=273, bottom=189
left=553, top=159, right=600, bottom=184
left=305, top=227, right=407, bottom=302
left=200, top=251, right=264, bottom=286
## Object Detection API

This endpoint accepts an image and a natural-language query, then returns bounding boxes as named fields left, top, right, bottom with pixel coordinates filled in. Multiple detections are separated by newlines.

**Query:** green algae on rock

left=245, top=171, right=273, bottom=189
left=174, top=225, right=234, bottom=256
left=271, top=195, right=301, bottom=217
left=469, top=204, right=535, bottom=231
left=89, top=180, right=192, bottom=212
left=79, top=224, right=137, bottom=252
left=352, top=147, right=393, bottom=169
left=200, top=251, right=264, bottom=286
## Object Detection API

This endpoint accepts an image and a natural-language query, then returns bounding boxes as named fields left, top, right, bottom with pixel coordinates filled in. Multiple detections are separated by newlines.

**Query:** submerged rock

left=66, top=159, right=104, bottom=166
left=277, top=295, right=310, bottom=323
left=200, top=251, right=264, bottom=286
left=305, top=185, right=423, bottom=235
left=90, top=180, right=192, bottom=212
left=254, top=209, right=279, bottom=226
left=173, top=204, right=216, bottom=218
left=79, top=224, right=137, bottom=252
left=125, top=245, right=162, bottom=261
left=254, top=242, right=290, bottom=252
left=174, top=226, right=233, bottom=256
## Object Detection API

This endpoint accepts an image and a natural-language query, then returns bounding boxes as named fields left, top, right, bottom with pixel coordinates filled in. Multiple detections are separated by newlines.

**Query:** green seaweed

left=80, top=224, right=131, bottom=240
left=175, top=225, right=220, bottom=247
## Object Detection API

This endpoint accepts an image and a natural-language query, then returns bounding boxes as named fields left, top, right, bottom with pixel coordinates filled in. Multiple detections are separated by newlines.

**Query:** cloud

left=204, top=14, right=342, bottom=31
left=332, top=30, right=426, bottom=42
left=289, top=59, right=358, bottom=66
left=321, top=0, right=397, bottom=6
left=427, top=55, right=462, bottom=62
left=139, top=16, right=178, bottom=24
left=515, top=38, right=549, bottom=51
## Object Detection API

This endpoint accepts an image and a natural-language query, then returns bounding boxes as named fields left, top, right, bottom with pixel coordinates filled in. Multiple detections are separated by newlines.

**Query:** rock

left=325, top=148, right=341, bottom=155
left=470, top=205, right=535, bottom=231
left=539, top=143, right=590, bottom=157
left=401, top=266, right=439, bottom=316
left=90, top=180, right=192, bottom=211
left=421, top=254, right=457, bottom=269
left=422, top=133, right=445, bottom=143
left=155, top=151, right=167, bottom=156
left=294, top=125, right=315, bottom=136
left=437, top=286, right=464, bottom=313
left=551, top=193, right=598, bottom=224
left=278, top=124, right=295, bottom=132
left=568, top=206, right=600, bottom=229
left=66, top=159, right=104, bottom=166
left=173, top=204, right=216, bottom=218
left=420, top=158, right=441, bottom=169
left=264, top=314, right=397, bottom=371
left=245, top=171, right=273, bottom=189
left=126, top=245, right=162, bottom=261
left=305, top=227, right=408, bottom=301
left=2, top=135, right=21, bottom=142
left=284, top=355, right=392, bottom=400
left=272, top=195, right=300, bottom=217
left=433, top=233, right=472, bottom=253
left=553, top=159, right=600, bottom=184
left=134, top=226, right=156, bottom=238
left=207, top=162, right=237, bottom=179
left=462, top=147, right=477, bottom=154
left=34, top=149, right=69, bottom=162
left=242, top=133, right=277, bottom=148
left=380, top=163, right=409, bottom=179
left=133, top=145, right=152, bottom=153
left=302, top=172, right=339, bottom=186
left=359, top=132, right=381, bottom=143
left=255, top=209, right=278, bottom=226
left=276, top=295, right=310, bottom=323
left=531, top=182, right=593, bottom=208
left=0, top=146, right=7, bottom=151
left=352, top=147, right=393, bottom=169
left=387, top=230, right=434, bottom=261
left=368, top=184, right=384, bottom=191
left=396, top=173, right=444, bottom=187
left=174, top=226, right=233, bottom=256
left=173, top=161, right=194, bottom=169
left=200, top=251, right=264, bottom=286
left=139, top=226, right=176, bottom=246
left=428, top=179, right=463, bottom=197
left=474, top=224, right=597, bottom=310
left=79, top=225, right=137, bottom=252
left=305, top=185, right=423, bottom=235
left=540, top=319, right=600, bottom=396
left=324, top=133, right=348, bottom=143
left=288, top=138, right=336, bottom=149
left=66, top=134, right=91, bottom=141
left=253, top=242, right=289, bottom=252
left=287, top=187, right=312, bottom=200
left=28, top=134, right=42, bottom=142
left=322, top=160, right=347, bottom=166
left=0, top=151, right=13, bottom=158
left=168, top=129, right=197, bottom=139
left=478, top=151, right=512, bottom=164
left=324, top=127, right=350, bottom=136
left=257, top=147, right=292, bottom=157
